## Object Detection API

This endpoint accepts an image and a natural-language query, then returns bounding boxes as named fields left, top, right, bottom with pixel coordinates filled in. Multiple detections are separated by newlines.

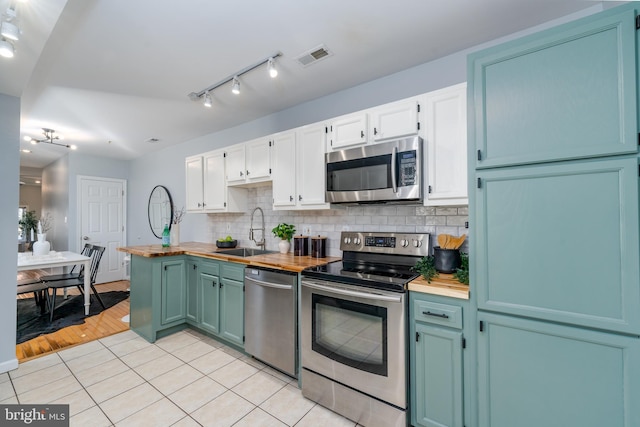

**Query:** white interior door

left=78, top=176, right=126, bottom=284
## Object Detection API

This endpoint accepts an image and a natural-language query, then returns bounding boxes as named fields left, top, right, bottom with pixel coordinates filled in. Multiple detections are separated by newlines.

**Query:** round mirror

left=148, top=185, right=173, bottom=239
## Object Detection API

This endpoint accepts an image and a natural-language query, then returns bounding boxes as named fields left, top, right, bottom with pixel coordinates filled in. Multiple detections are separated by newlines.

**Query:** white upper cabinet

left=271, top=131, right=297, bottom=208
left=423, top=82, right=468, bottom=206
left=272, top=123, right=330, bottom=211
left=370, top=99, right=420, bottom=141
left=186, top=149, right=247, bottom=213
left=225, top=143, right=246, bottom=185
left=226, top=138, right=272, bottom=186
left=327, top=112, right=368, bottom=150
left=296, top=123, right=329, bottom=209
left=245, top=137, right=271, bottom=183
left=185, top=155, right=205, bottom=212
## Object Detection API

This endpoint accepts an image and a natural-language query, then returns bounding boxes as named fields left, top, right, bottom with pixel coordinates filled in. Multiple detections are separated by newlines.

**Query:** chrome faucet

left=249, top=207, right=265, bottom=250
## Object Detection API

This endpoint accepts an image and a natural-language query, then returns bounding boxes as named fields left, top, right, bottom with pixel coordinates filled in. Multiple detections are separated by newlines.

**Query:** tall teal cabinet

left=468, top=4, right=640, bottom=427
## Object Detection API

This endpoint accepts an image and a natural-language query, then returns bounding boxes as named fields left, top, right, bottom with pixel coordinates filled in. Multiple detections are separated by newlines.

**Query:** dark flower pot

left=433, top=246, right=461, bottom=273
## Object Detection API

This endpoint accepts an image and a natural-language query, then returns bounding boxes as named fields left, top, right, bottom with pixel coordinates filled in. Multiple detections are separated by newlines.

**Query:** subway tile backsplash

left=206, top=186, right=469, bottom=257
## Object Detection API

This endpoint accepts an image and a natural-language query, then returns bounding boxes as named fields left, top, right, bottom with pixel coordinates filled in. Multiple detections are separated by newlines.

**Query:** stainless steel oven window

left=311, top=293, right=387, bottom=376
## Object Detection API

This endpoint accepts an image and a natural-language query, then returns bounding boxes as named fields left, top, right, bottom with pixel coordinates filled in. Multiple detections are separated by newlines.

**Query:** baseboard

left=0, top=357, right=19, bottom=374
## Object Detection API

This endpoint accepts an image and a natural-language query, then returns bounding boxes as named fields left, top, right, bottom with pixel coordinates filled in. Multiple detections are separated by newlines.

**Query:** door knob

left=83, top=236, right=89, bottom=240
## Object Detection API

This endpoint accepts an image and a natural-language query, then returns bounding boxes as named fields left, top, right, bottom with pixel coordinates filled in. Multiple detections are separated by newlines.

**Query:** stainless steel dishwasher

left=244, top=266, right=297, bottom=378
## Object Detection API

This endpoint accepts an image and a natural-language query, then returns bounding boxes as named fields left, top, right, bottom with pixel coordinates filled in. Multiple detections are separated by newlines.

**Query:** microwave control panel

left=398, top=150, right=417, bottom=186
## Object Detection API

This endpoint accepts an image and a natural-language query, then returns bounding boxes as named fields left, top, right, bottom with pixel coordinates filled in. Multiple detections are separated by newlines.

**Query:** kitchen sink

left=217, top=248, right=277, bottom=257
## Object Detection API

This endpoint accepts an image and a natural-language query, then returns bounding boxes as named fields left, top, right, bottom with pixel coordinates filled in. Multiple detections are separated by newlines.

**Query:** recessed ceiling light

left=35, top=180, right=41, bottom=184
left=21, top=149, right=31, bottom=153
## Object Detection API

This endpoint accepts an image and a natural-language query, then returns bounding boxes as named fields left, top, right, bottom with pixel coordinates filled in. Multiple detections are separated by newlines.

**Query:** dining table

left=17, top=251, right=92, bottom=315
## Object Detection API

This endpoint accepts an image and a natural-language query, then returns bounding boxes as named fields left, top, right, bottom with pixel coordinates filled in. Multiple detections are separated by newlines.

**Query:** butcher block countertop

left=408, top=274, right=469, bottom=300
left=117, top=242, right=340, bottom=273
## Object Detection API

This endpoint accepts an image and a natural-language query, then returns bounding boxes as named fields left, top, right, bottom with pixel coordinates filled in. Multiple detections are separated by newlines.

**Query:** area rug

left=16, top=291, right=129, bottom=344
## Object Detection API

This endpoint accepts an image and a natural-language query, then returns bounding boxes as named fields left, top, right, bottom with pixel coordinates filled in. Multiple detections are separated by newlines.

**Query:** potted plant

left=19, top=210, right=38, bottom=243
left=170, top=206, right=185, bottom=246
left=272, top=223, right=296, bottom=254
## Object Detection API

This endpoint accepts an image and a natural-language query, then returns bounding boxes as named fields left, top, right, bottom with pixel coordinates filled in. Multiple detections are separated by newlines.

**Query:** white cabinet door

left=246, top=138, right=271, bottom=183
left=203, top=150, right=226, bottom=211
left=297, top=124, right=329, bottom=208
left=272, top=132, right=297, bottom=208
left=371, top=99, right=420, bottom=141
left=185, top=156, right=204, bottom=211
left=424, top=83, right=468, bottom=206
left=225, top=144, right=246, bottom=184
left=328, top=113, right=367, bottom=150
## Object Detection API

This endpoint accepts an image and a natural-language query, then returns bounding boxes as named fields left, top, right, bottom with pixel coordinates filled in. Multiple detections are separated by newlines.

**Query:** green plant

left=18, top=210, right=38, bottom=240
left=271, top=223, right=296, bottom=242
left=453, top=252, right=469, bottom=285
left=411, top=255, right=438, bottom=283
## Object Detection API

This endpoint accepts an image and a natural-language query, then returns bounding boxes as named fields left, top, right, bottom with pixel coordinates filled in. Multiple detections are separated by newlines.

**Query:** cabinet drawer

left=414, top=300, right=462, bottom=329
left=221, top=263, right=245, bottom=281
left=199, top=260, right=219, bottom=276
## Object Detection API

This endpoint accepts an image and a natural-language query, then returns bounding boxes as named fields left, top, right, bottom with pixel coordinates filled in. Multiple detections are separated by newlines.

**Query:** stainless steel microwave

left=325, top=136, right=422, bottom=204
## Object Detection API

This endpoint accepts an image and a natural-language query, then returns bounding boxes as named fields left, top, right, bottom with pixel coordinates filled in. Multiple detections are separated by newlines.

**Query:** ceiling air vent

left=295, top=45, right=332, bottom=67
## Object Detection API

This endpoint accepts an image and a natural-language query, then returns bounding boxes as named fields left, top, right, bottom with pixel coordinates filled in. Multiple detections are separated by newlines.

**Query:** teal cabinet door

left=160, top=259, right=186, bottom=325
left=200, top=272, right=220, bottom=335
left=220, top=277, right=244, bottom=346
left=474, top=157, right=640, bottom=334
left=469, top=6, right=637, bottom=169
left=477, top=312, right=640, bottom=427
left=413, top=323, right=463, bottom=427
left=185, top=259, right=199, bottom=324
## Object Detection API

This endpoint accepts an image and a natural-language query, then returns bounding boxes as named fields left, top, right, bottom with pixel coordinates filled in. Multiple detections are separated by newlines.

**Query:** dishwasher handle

left=245, top=276, right=293, bottom=290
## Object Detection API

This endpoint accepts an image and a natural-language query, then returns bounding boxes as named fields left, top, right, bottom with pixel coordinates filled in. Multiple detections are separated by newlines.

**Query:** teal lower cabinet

left=410, top=292, right=470, bottom=427
left=185, top=258, right=200, bottom=324
left=130, top=255, right=186, bottom=342
left=477, top=312, right=640, bottom=427
left=129, top=254, right=244, bottom=348
left=219, top=262, right=245, bottom=346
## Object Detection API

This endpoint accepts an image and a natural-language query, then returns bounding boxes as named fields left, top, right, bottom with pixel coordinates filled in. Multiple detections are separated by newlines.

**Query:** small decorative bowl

left=216, top=240, right=237, bottom=248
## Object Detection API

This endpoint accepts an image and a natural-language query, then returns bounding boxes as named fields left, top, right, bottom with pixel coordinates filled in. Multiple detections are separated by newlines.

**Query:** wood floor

left=16, top=280, right=131, bottom=363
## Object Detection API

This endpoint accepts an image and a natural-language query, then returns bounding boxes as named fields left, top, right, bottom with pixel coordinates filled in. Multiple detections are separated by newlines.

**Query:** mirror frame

left=148, top=185, right=174, bottom=239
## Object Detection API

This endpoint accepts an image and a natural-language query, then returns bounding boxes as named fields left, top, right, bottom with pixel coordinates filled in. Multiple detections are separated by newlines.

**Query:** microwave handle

left=391, top=146, right=398, bottom=193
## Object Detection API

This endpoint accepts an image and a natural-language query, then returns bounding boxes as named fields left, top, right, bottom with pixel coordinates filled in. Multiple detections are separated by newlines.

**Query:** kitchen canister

left=311, top=235, right=327, bottom=258
left=293, top=235, right=309, bottom=256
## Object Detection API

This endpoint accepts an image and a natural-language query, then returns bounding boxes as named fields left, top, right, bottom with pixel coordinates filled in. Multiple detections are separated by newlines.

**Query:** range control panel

left=340, top=231, right=430, bottom=257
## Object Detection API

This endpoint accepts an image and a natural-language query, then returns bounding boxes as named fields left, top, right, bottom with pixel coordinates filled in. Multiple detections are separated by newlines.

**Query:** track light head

left=1, top=21, right=19, bottom=41
left=231, top=77, right=240, bottom=95
left=0, top=37, right=14, bottom=58
left=203, top=91, right=212, bottom=108
left=268, top=57, right=278, bottom=78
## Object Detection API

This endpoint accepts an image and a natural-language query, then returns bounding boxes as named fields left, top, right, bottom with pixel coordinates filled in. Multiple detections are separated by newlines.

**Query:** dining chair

left=17, top=280, right=49, bottom=314
left=46, top=245, right=106, bottom=322
left=39, top=243, right=93, bottom=282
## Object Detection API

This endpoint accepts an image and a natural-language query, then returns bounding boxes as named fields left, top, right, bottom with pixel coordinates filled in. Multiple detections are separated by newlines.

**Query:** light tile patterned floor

left=2, top=329, right=359, bottom=427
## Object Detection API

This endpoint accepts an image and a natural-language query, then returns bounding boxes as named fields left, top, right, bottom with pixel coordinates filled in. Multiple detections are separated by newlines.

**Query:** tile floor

left=0, top=329, right=359, bottom=427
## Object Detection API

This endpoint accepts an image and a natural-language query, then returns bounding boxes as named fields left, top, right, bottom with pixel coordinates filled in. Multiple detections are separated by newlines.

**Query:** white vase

left=33, top=233, right=50, bottom=256
left=278, top=239, right=290, bottom=254
left=170, top=224, right=180, bottom=246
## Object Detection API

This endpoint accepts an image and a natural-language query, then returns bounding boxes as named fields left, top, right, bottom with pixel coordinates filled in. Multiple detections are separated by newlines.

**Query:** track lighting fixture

left=0, top=37, right=14, bottom=58
left=203, top=91, right=212, bottom=108
left=268, top=57, right=278, bottom=78
left=188, top=52, right=282, bottom=108
left=1, top=20, right=19, bottom=41
left=231, top=77, right=240, bottom=95
left=26, top=128, right=77, bottom=150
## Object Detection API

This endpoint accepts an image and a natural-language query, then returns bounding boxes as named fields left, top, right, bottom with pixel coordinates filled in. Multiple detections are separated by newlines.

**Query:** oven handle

left=391, top=146, right=398, bottom=193
left=302, top=280, right=402, bottom=303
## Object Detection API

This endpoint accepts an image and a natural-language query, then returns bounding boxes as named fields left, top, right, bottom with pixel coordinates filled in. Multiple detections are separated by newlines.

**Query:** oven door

left=301, top=278, right=406, bottom=408
left=325, top=136, right=422, bottom=204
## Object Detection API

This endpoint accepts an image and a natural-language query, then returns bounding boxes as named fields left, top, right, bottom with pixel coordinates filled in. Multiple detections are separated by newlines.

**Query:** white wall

left=19, top=185, right=42, bottom=217
left=0, top=93, right=20, bottom=373
left=42, top=155, right=69, bottom=252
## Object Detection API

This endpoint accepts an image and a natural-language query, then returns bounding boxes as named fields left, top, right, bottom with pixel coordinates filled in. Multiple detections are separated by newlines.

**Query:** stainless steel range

left=301, top=231, right=430, bottom=427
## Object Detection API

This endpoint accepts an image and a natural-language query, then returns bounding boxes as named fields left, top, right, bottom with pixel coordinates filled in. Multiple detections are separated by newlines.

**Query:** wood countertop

left=408, top=273, right=470, bottom=300
left=117, top=242, right=340, bottom=273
